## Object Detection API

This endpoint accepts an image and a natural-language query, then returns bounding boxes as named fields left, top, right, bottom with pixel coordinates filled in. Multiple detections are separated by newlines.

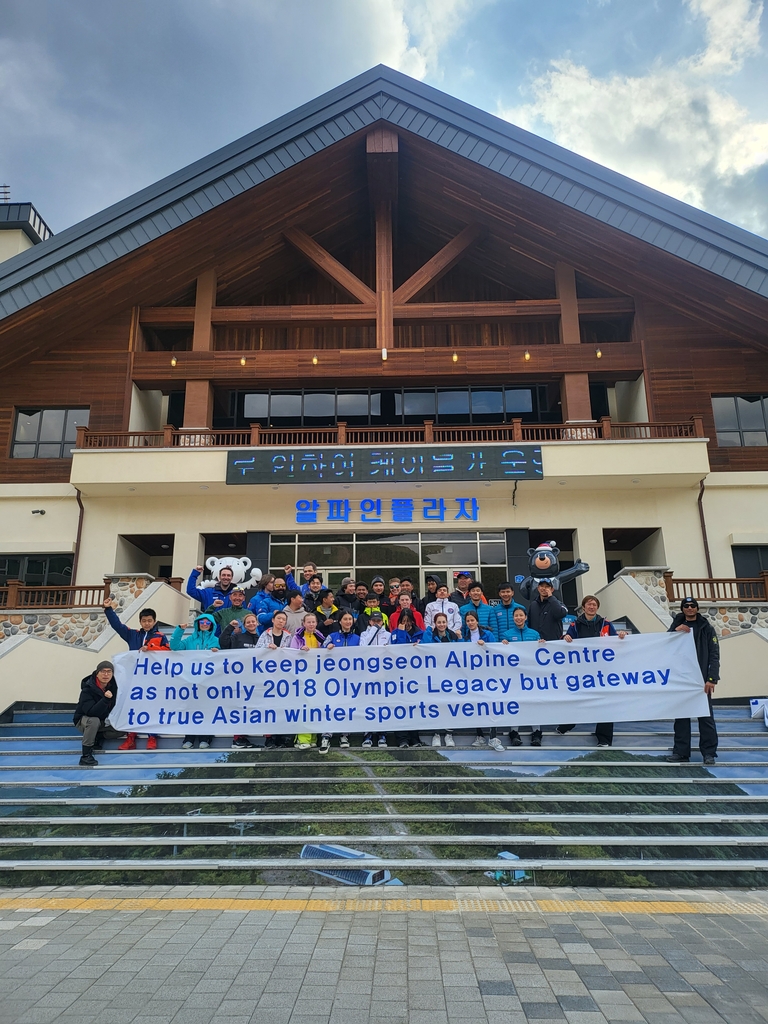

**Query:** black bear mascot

left=518, top=541, right=590, bottom=600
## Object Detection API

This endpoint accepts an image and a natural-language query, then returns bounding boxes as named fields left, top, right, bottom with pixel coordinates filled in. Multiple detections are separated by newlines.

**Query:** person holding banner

left=359, top=610, right=390, bottom=646
left=464, top=610, right=506, bottom=751
left=255, top=609, right=292, bottom=649
left=170, top=613, right=219, bottom=749
left=290, top=613, right=324, bottom=749
left=556, top=596, right=627, bottom=747
left=423, top=611, right=459, bottom=748
left=666, top=597, right=720, bottom=765
left=390, top=609, right=424, bottom=645
left=74, top=661, right=118, bottom=767
left=323, top=611, right=361, bottom=648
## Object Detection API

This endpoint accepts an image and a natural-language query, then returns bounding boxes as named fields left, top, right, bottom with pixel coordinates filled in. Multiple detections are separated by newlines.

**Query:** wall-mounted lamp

left=31, top=509, right=46, bottom=515
left=381, top=347, right=388, bottom=361
left=524, top=350, right=531, bottom=361
left=240, top=356, right=246, bottom=366
left=452, top=352, right=458, bottom=363
left=170, top=356, right=177, bottom=367
left=596, top=348, right=602, bottom=359
left=312, top=355, right=318, bottom=365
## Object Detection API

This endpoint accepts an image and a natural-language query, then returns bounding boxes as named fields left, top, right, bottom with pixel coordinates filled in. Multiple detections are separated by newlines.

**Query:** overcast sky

left=1, top=0, right=767, bottom=238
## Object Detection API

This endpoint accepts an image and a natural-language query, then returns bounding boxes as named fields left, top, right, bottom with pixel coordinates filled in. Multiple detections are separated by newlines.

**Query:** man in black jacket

left=73, top=661, right=118, bottom=767
left=527, top=580, right=568, bottom=641
left=666, top=597, right=720, bottom=764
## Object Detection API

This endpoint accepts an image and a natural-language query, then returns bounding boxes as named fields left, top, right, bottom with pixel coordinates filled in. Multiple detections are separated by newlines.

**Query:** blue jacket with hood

left=489, top=600, right=526, bottom=641
left=105, top=606, right=168, bottom=651
left=169, top=613, right=220, bottom=651
left=186, top=569, right=237, bottom=610
left=502, top=623, right=541, bottom=642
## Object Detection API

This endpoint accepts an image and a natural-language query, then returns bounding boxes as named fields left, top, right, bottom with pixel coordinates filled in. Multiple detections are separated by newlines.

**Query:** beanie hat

left=95, top=661, right=114, bottom=674
left=371, top=576, right=385, bottom=585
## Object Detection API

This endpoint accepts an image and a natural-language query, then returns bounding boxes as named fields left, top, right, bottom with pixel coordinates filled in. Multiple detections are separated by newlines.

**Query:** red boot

left=118, top=733, right=137, bottom=751
left=146, top=735, right=158, bottom=750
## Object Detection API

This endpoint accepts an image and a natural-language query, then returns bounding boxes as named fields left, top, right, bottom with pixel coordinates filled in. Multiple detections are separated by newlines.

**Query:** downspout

left=71, top=488, right=85, bottom=586
left=698, top=478, right=713, bottom=578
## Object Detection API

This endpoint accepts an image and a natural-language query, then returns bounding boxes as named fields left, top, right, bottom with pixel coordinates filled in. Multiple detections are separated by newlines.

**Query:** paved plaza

left=0, top=886, right=767, bottom=1024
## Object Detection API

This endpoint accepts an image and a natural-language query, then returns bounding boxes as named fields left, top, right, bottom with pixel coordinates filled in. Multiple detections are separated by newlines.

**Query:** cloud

left=501, top=0, right=768, bottom=234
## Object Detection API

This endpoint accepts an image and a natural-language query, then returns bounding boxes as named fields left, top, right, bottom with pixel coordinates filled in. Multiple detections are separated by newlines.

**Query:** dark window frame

left=0, top=554, right=74, bottom=586
left=11, top=407, right=90, bottom=460
left=712, top=394, right=768, bottom=448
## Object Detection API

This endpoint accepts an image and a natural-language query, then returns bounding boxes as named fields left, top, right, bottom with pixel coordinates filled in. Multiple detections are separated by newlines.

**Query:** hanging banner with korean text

left=110, top=632, right=708, bottom=735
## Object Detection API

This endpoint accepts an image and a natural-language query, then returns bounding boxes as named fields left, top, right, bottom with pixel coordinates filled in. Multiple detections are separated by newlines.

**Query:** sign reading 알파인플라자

left=109, top=632, right=709, bottom=735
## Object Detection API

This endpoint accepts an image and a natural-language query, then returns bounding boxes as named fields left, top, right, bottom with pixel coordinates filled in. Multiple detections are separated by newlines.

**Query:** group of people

left=73, top=564, right=720, bottom=767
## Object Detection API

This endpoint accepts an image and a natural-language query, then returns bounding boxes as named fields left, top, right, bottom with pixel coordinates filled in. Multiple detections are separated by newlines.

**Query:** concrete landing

left=0, top=885, right=767, bottom=1024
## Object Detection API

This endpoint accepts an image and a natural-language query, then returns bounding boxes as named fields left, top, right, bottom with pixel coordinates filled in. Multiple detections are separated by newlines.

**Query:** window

left=712, top=396, right=768, bottom=447
left=732, top=546, right=768, bottom=578
left=12, top=408, right=89, bottom=459
left=0, top=554, right=73, bottom=586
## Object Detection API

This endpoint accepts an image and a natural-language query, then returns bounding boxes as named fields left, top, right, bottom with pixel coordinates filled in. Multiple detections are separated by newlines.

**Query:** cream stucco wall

left=698, top=472, right=768, bottom=576
left=0, top=230, right=34, bottom=263
left=0, top=485, right=80, bottom=556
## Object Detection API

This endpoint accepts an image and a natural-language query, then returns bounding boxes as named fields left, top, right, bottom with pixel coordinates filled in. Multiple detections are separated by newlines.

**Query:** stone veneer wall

left=616, top=567, right=768, bottom=637
left=0, top=574, right=155, bottom=647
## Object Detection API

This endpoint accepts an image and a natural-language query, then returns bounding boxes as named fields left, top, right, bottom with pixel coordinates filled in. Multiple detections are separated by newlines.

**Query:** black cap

left=370, top=611, right=384, bottom=621
left=681, top=597, right=699, bottom=607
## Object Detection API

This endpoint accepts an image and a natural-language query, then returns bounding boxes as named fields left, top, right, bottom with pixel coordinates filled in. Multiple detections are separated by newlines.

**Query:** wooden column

left=560, top=373, right=592, bottom=422
left=192, top=269, right=217, bottom=352
left=555, top=262, right=581, bottom=345
left=183, top=380, right=214, bottom=428
left=375, top=201, right=394, bottom=351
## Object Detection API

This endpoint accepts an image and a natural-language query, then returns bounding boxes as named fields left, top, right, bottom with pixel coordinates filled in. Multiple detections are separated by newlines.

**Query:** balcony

left=75, top=417, right=705, bottom=451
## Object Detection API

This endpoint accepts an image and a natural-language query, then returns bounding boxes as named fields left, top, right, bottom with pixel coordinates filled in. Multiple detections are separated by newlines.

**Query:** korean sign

left=226, top=445, right=543, bottom=484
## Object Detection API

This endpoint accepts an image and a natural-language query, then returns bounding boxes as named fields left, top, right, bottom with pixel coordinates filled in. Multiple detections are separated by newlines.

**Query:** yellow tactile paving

left=0, top=895, right=767, bottom=915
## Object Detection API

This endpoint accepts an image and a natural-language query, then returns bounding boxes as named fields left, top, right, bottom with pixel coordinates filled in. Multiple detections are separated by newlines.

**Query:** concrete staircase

left=1, top=707, right=767, bottom=885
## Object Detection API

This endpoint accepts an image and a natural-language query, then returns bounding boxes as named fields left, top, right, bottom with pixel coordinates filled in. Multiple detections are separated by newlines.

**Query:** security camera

left=31, top=509, right=46, bottom=515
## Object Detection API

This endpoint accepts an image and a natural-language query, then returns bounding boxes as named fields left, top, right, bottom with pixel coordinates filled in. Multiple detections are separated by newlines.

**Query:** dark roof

left=0, top=203, right=52, bottom=245
left=1, top=64, right=768, bottom=321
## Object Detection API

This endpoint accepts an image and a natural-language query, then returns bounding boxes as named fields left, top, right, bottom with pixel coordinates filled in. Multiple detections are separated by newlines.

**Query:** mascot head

left=528, top=541, right=560, bottom=577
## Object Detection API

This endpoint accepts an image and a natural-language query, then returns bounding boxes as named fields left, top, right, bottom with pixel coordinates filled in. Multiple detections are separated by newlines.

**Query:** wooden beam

left=561, top=373, right=593, bottom=421
left=555, top=262, right=581, bottom=345
left=140, top=307, right=195, bottom=326
left=366, top=128, right=399, bottom=209
left=578, top=298, right=635, bottom=316
left=375, top=201, right=394, bottom=350
left=213, top=305, right=375, bottom=325
left=394, top=300, right=560, bottom=322
left=283, top=227, right=375, bottom=305
left=192, top=270, right=217, bottom=352
left=183, top=380, right=214, bottom=428
left=393, top=225, right=483, bottom=304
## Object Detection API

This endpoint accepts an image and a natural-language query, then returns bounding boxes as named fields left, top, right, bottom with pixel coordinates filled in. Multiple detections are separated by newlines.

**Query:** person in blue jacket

left=248, top=575, right=286, bottom=634
left=423, top=612, right=459, bottom=748
left=186, top=564, right=237, bottom=610
left=103, top=597, right=166, bottom=650
left=459, top=582, right=495, bottom=632
left=169, top=612, right=219, bottom=748
left=489, top=582, right=526, bottom=641
left=461, top=608, right=495, bottom=644
left=501, top=607, right=543, bottom=747
left=390, top=609, right=424, bottom=747
left=323, top=611, right=361, bottom=649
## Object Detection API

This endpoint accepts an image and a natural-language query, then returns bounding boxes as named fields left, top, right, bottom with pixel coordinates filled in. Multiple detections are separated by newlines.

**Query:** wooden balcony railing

left=0, top=582, right=111, bottom=610
left=75, top=417, right=706, bottom=450
left=663, top=572, right=768, bottom=603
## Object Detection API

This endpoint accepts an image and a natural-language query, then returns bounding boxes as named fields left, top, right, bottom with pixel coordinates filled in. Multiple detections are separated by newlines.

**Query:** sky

left=1, top=0, right=767, bottom=238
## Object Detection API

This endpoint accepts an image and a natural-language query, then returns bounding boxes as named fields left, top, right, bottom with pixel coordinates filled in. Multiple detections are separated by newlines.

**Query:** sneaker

left=490, top=737, right=505, bottom=752
left=199, top=741, right=210, bottom=749
left=182, top=740, right=194, bottom=749
left=231, top=737, right=254, bottom=749
left=471, top=737, right=486, bottom=748
left=319, top=737, right=331, bottom=754
left=530, top=731, right=542, bottom=747
left=399, top=740, right=409, bottom=748
left=362, top=736, right=373, bottom=749
left=118, top=733, right=137, bottom=751
left=378, top=736, right=388, bottom=748
left=411, top=741, right=424, bottom=748
left=508, top=731, right=522, bottom=747
left=294, top=742, right=311, bottom=750
left=146, top=736, right=158, bottom=750
left=432, top=733, right=442, bottom=747
left=79, top=753, right=98, bottom=767
left=555, top=726, right=569, bottom=736
left=665, top=754, right=689, bottom=763
left=597, top=742, right=610, bottom=748
left=444, top=733, right=455, bottom=748
left=339, top=735, right=350, bottom=748
left=703, top=755, right=716, bottom=766
left=265, top=737, right=277, bottom=749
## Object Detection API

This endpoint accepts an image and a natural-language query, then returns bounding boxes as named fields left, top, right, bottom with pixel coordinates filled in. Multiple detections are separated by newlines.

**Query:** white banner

left=109, top=632, right=709, bottom=735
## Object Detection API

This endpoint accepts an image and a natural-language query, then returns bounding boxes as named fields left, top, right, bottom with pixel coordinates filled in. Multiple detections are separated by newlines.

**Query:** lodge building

left=1, top=66, right=768, bottom=694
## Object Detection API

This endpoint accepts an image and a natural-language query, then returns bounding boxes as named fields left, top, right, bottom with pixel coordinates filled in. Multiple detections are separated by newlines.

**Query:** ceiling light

left=524, top=350, right=530, bottom=361
left=128, top=487, right=136, bottom=492
left=228, top=543, right=236, bottom=549
left=199, top=485, right=208, bottom=490
left=160, top=543, right=170, bottom=550
left=609, top=538, right=618, bottom=545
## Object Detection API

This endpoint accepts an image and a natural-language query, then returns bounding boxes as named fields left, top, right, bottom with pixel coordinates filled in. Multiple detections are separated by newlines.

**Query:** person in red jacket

left=389, top=592, right=425, bottom=631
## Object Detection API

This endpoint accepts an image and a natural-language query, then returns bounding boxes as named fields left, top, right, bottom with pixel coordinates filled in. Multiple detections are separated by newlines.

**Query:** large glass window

left=712, top=395, right=768, bottom=447
left=732, top=546, right=768, bottom=577
left=12, top=408, right=89, bottom=459
left=222, top=386, right=558, bottom=429
left=0, top=554, right=73, bottom=586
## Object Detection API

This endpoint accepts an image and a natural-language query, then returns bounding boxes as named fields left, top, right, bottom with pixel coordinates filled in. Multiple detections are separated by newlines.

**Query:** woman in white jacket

left=423, top=584, right=462, bottom=634
left=359, top=611, right=390, bottom=645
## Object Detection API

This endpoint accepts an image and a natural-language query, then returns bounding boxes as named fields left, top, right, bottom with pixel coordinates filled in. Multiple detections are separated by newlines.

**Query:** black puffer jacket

left=667, top=612, right=720, bottom=682
left=527, top=594, right=568, bottom=641
left=73, top=673, right=118, bottom=725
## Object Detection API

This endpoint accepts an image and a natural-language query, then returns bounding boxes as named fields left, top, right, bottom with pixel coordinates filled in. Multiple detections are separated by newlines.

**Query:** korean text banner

left=110, top=633, right=709, bottom=735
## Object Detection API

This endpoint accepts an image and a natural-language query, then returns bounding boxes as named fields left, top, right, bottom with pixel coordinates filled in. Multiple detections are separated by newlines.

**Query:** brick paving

left=0, top=886, right=766, bottom=1024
